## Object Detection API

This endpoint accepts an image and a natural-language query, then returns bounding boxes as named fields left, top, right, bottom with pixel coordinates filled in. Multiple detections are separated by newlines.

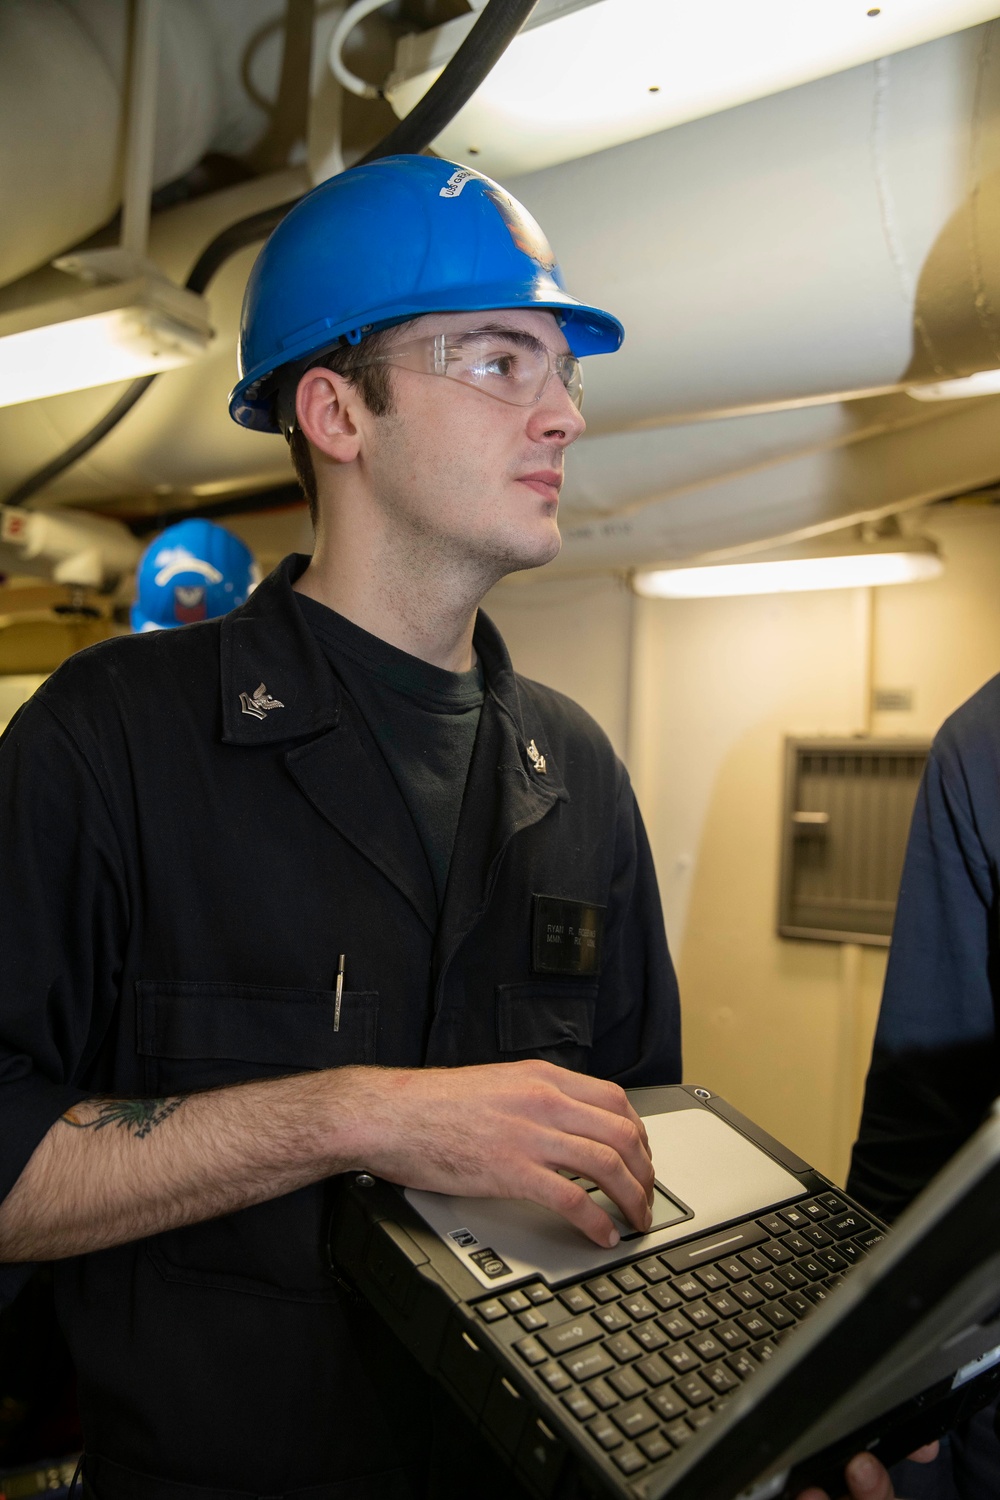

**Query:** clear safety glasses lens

left=362, top=332, right=584, bottom=411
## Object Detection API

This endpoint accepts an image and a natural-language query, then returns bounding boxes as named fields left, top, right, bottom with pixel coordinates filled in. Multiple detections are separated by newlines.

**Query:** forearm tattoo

left=61, top=1096, right=187, bottom=1139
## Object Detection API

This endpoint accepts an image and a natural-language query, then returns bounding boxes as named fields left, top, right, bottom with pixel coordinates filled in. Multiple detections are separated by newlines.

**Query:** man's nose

left=529, top=373, right=587, bottom=445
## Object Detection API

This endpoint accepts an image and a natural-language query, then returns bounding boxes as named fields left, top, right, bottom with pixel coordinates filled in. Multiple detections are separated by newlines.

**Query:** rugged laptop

left=327, top=1084, right=1000, bottom=1500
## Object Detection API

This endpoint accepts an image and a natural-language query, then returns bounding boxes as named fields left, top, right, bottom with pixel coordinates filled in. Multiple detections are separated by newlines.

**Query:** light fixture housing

left=385, top=0, right=1000, bottom=178
left=0, top=273, right=213, bottom=409
left=906, top=368, right=1000, bottom=401
left=633, top=531, right=943, bottom=598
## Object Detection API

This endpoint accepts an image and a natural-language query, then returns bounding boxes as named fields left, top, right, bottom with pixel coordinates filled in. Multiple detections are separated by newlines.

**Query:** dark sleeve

left=0, top=695, right=128, bottom=1216
left=592, top=769, right=682, bottom=1088
left=847, top=734, right=1000, bottom=1222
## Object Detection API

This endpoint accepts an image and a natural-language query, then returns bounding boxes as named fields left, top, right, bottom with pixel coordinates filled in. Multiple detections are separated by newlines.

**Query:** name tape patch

left=532, top=894, right=606, bottom=977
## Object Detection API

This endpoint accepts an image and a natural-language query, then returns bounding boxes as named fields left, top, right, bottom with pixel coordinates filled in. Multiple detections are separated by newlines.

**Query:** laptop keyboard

left=474, top=1194, right=884, bottom=1482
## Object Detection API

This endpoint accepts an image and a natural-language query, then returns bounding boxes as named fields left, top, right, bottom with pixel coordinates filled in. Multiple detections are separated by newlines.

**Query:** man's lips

left=518, top=471, right=563, bottom=501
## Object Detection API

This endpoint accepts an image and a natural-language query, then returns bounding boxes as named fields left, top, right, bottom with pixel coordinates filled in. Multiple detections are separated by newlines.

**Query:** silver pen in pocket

left=334, top=953, right=345, bottom=1032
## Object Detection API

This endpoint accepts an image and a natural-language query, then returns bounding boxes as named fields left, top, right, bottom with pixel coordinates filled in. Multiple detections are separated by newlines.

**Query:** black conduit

left=6, top=0, right=538, bottom=508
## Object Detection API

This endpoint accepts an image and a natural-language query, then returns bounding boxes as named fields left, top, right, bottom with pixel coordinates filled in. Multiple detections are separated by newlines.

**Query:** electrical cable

left=329, top=0, right=398, bottom=100
left=5, top=0, right=538, bottom=509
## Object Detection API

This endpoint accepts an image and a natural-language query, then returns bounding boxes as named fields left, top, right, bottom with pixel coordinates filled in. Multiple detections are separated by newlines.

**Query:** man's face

left=360, top=308, right=587, bottom=580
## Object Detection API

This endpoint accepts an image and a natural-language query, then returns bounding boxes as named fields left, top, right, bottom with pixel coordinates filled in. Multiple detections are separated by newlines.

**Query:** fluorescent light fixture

left=0, top=275, right=213, bottom=409
left=633, top=533, right=943, bottom=598
left=387, top=0, right=999, bottom=177
left=906, top=368, right=1000, bottom=401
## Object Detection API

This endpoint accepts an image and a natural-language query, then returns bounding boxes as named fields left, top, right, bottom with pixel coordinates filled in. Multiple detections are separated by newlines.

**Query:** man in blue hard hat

left=0, top=155, right=908, bottom=1500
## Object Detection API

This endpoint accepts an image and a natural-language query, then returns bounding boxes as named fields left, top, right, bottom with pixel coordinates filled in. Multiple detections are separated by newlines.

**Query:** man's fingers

left=843, top=1452, right=895, bottom=1500
left=529, top=1165, right=623, bottom=1248
left=529, top=1065, right=651, bottom=1155
left=906, top=1442, right=939, bottom=1465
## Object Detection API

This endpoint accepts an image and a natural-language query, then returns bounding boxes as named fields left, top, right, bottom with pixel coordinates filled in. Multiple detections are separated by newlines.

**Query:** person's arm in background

left=849, top=704, right=1000, bottom=1221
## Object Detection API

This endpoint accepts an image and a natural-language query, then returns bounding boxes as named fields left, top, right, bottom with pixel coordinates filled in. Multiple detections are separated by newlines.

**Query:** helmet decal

left=484, top=187, right=557, bottom=273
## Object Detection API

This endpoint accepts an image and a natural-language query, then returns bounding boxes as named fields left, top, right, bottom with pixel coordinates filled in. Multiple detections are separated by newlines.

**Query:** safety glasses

left=354, top=329, right=584, bottom=411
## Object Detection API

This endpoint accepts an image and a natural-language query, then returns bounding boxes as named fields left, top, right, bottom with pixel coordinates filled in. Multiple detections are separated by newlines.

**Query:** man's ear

left=295, top=367, right=364, bottom=464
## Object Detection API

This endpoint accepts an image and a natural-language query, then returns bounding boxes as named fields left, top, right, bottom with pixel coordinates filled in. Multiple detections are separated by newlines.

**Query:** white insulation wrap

left=2, top=17, right=1000, bottom=566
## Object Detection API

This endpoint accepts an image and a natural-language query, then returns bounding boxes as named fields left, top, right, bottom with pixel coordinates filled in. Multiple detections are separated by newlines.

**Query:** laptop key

left=684, top=1299, right=719, bottom=1329
left=780, top=1207, right=809, bottom=1230
left=539, top=1314, right=602, bottom=1356
left=526, top=1283, right=555, bottom=1304
left=837, top=1242, right=862, bottom=1265
left=817, top=1193, right=846, bottom=1213
left=715, top=1319, right=750, bottom=1350
left=613, top=1444, right=649, bottom=1474
left=649, top=1388, right=687, bottom=1421
left=647, top=1284, right=682, bottom=1312
left=827, top=1211, right=871, bottom=1240
left=726, top=1351, right=757, bottom=1379
left=562, top=1389, right=598, bottom=1421
left=502, top=1290, right=532, bottom=1313
left=694, top=1265, right=728, bottom=1291
left=587, top=1413, right=623, bottom=1450
left=762, top=1300, right=795, bottom=1329
left=517, top=1308, right=550, bottom=1331
left=658, top=1311, right=694, bottom=1340
left=515, top=1336, right=549, bottom=1365
left=609, top=1367, right=649, bottom=1401
left=752, top=1273, right=783, bottom=1300
left=775, top=1265, right=808, bottom=1289
left=636, top=1256, right=671, bottom=1283
left=622, top=1293, right=658, bottom=1321
left=731, top=1283, right=764, bottom=1309
left=639, top=1429, right=673, bottom=1462
left=752, top=1338, right=778, bottom=1361
left=636, top=1353, right=673, bottom=1387
left=702, top=1360, right=739, bottom=1394
left=717, top=1255, right=752, bottom=1281
left=762, top=1239, right=793, bottom=1263
left=663, top=1417, right=694, bottom=1447
left=706, top=1291, right=740, bottom=1318
left=559, top=1286, right=596, bottom=1315
left=477, top=1299, right=507, bottom=1322
left=783, top=1232, right=812, bottom=1256
left=673, top=1373, right=714, bottom=1407
left=594, top=1305, right=632, bottom=1333
left=611, top=1267, right=647, bottom=1294
left=561, top=1345, right=615, bottom=1382
left=688, top=1332, right=725, bottom=1361
left=583, top=1276, right=621, bottom=1304
left=857, top=1229, right=885, bottom=1251
left=634, top=1322, right=669, bottom=1353
left=758, top=1213, right=785, bottom=1236
left=739, top=1249, right=772, bottom=1273
left=584, top=1376, right=619, bottom=1410
left=538, top=1360, right=572, bottom=1392
left=801, top=1200, right=829, bottom=1222
left=781, top=1292, right=811, bottom=1318
left=605, top=1332, right=643, bottom=1363
left=795, top=1257, right=827, bottom=1282
left=671, top=1274, right=703, bottom=1300
left=612, top=1398, right=659, bottom=1438
left=689, top=1407, right=715, bottom=1429
left=737, top=1311, right=770, bottom=1340
left=665, top=1346, right=701, bottom=1374
left=803, top=1225, right=833, bottom=1248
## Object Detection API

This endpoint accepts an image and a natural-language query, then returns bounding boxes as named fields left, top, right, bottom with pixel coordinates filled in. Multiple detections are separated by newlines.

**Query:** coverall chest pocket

left=495, top=980, right=598, bottom=1070
left=136, top=978, right=377, bottom=1095
left=136, top=979, right=377, bottom=1301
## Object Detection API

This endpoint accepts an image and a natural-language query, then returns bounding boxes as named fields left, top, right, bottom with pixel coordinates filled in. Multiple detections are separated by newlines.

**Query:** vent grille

left=778, top=738, right=930, bottom=946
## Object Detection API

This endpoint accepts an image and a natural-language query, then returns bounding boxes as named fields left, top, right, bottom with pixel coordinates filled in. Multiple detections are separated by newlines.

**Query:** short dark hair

left=279, top=326, right=401, bottom=526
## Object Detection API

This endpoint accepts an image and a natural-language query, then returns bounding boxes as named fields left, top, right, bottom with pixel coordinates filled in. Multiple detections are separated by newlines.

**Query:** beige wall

left=489, top=504, right=1000, bottom=1185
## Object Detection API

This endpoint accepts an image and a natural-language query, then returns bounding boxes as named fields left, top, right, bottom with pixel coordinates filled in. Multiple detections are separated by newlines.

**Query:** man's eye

left=480, top=352, right=517, bottom=377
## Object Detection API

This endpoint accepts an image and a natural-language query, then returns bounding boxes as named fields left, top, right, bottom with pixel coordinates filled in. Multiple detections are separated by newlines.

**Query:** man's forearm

left=0, top=1071, right=353, bottom=1261
left=0, top=1060, right=656, bottom=1262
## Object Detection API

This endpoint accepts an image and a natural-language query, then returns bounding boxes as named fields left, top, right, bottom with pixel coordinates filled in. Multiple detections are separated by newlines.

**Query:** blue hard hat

left=229, top=155, right=624, bottom=433
left=131, top=519, right=257, bottom=632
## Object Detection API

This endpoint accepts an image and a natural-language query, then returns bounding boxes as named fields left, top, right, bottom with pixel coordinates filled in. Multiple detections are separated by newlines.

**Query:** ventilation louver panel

left=778, top=738, right=930, bottom=946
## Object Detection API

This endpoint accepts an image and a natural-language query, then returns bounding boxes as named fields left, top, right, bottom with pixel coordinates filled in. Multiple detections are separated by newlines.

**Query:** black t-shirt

left=296, top=592, right=485, bottom=907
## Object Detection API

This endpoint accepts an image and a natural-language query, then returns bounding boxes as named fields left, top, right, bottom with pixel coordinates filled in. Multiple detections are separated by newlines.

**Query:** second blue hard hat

left=229, top=155, right=624, bottom=433
left=131, top=520, right=257, bottom=632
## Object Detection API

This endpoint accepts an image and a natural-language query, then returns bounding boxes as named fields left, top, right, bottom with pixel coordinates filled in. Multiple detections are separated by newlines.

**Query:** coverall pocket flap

left=495, top=981, right=597, bottom=1055
left=136, top=980, right=377, bottom=1069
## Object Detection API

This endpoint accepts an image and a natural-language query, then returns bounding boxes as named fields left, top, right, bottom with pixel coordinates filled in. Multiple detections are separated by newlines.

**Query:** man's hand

left=333, top=1060, right=655, bottom=1248
left=796, top=1442, right=940, bottom=1500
